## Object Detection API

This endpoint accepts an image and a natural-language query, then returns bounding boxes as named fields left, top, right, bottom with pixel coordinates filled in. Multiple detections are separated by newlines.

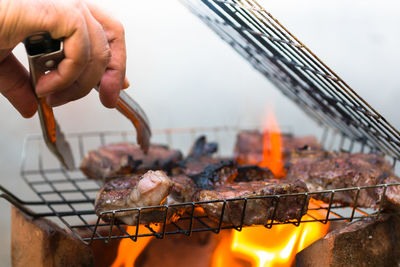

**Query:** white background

left=1, top=0, right=400, bottom=264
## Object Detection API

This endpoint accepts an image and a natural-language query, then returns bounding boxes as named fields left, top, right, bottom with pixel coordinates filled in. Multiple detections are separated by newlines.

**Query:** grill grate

left=180, top=0, right=400, bottom=160
left=2, top=128, right=396, bottom=244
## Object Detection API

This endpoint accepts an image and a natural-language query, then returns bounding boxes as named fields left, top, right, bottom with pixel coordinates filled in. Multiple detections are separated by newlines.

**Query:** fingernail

left=122, top=77, right=130, bottom=89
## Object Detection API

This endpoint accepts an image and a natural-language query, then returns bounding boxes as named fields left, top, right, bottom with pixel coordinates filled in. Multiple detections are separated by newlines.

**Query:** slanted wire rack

left=180, top=0, right=400, bottom=160
left=0, top=127, right=398, bottom=245
left=1, top=0, right=400, bottom=245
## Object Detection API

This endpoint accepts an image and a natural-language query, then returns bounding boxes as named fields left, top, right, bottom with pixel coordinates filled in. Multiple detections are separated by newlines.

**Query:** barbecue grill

left=1, top=0, right=400, bottom=245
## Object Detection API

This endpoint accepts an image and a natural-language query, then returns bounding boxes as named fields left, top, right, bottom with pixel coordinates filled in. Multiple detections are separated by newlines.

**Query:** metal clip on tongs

left=24, top=32, right=151, bottom=170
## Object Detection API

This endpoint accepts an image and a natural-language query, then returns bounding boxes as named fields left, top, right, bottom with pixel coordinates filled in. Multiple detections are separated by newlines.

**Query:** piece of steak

left=95, top=171, right=200, bottom=225
left=235, top=165, right=274, bottom=182
left=234, top=130, right=322, bottom=165
left=167, top=175, right=198, bottom=204
left=80, top=143, right=182, bottom=181
left=95, top=170, right=173, bottom=225
left=198, top=179, right=309, bottom=226
left=286, top=151, right=400, bottom=209
left=164, top=175, right=199, bottom=219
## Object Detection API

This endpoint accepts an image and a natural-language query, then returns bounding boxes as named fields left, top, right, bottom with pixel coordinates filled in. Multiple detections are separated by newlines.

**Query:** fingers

left=86, top=2, right=127, bottom=108
left=47, top=6, right=111, bottom=106
left=35, top=14, right=91, bottom=97
left=0, top=0, right=127, bottom=115
left=0, top=52, right=37, bottom=117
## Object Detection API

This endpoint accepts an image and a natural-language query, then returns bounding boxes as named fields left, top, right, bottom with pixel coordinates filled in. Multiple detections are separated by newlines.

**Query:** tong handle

left=24, top=33, right=64, bottom=87
left=24, top=33, right=64, bottom=144
left=24, top=33, right=75, bottom=170
left=94, top=86, right=151, bottom=152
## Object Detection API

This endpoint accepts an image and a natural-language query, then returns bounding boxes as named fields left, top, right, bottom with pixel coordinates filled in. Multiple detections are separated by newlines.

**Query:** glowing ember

left=111, top=225, right=159, bottom=267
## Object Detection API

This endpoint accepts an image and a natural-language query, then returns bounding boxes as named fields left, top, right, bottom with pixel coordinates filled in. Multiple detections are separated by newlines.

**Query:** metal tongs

left=24, top=32, right=151, bottom=170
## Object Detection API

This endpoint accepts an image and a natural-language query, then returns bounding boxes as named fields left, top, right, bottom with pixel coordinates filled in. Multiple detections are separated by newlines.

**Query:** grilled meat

left=235, top=165, right=274, bottom=182
left=95, top=171, right=200, bottom=225
left=80, top=143, right=182, bottom=181
left=198, top=179, right=309, bottom=226
left=167, top=175, right=198, bottom=204
left=95, top=170, right=173, bottom=225
left=164, top=175, right=199, bottom=218
left=286, top=151, right=400, bottom=209
left=234, top=130, right=322, bottom=165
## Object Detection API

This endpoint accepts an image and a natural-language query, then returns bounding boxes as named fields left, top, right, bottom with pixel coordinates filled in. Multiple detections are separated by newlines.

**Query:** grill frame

left=9, top=128, right=399, bottom=245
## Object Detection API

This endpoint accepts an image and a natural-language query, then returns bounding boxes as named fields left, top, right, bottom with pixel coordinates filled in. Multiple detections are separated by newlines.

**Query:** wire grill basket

left=0, top=127, right=397, bottom=244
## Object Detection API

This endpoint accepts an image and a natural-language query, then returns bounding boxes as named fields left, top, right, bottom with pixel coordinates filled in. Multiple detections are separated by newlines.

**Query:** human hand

left=0, top=0, right=127, bottom=118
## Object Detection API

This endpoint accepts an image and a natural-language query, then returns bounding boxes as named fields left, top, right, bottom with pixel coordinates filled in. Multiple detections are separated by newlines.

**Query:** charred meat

left=187, top=135, right=218, bottom=158
left=80, top=143, right=182, bottom=181
left=234, top=130, right=322, bottom=165
left=173, top=135, right=221, bottom=176
left=173, top=136, right=237, bottom=186
left=189, top=160, right=238, bottom=189
left=198, top=179, right=309, bottom=226
left=286, top=151, right=400, bottom=209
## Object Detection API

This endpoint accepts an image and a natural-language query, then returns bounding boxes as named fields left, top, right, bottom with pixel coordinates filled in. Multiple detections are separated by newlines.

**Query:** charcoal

left=198, top=179, right=309, bottom=226
left=286, top=151, right=400, bottom=209
left=234, top=130, right=322, bottom=165
left=80, top=143, right=182, bottom=181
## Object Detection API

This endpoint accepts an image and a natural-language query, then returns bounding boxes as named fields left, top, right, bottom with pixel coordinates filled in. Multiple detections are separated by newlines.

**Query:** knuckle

left=102, top=45, right=112, bottom=65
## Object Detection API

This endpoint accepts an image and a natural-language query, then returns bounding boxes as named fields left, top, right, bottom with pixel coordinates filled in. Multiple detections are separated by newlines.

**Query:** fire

left=259, top=111, right=285, bottom=178
left=112, top=110, right=330, bottom=266
left=111, top=225, right=159, bottom=267
left=211, top=110, right=330, bottom=267
left=211, top=220, right=328, bottom=267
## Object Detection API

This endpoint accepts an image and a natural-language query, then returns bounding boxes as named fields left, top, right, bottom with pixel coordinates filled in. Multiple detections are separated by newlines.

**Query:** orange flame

left=111, top=225, right=159, bottom=267
left=259, top=111, right=285, bottom=178
left=211, top=109, right=329, bottom=267
left=211, top=201, right=330, bottom=267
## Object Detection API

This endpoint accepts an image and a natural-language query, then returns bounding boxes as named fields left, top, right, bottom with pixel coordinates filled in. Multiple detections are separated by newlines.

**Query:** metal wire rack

left=180, top=0, right=400, bottom=161
left=0, top=127, right=398, bottom=245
